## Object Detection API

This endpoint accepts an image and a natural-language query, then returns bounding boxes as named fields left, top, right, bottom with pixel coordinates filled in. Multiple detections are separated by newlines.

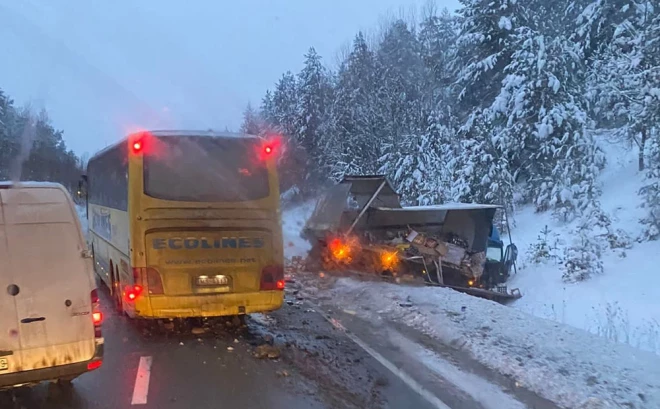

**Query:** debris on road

left=253, top=344, right=281, bottom=359
left=277, top=370, right=290, bottom=377
left=399, top=296, right=414, bottom=307
left=191, top=327, right=207, bottom=335
left=227, top=346, right=234, bottom=352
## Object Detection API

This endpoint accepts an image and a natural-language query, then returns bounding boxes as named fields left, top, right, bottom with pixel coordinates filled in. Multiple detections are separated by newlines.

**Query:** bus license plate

left=0, top=358, right=8, bottom=371
left=196, top=275, right=228, bottom=287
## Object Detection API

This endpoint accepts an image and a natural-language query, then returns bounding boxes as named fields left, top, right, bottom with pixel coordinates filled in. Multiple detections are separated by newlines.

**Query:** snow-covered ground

left=300, top=277, right=660, bottom=409
left=509, top=141, right=660, bottom=355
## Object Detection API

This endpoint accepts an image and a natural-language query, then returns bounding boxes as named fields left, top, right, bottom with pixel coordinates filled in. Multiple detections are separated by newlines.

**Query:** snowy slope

left=277, top=143, right=660, bottom=407
left=509, top=142, right=660, bottom=354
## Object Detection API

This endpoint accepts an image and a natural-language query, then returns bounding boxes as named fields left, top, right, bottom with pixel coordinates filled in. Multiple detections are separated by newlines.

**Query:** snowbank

left=305, top=277, right=660, bottom=409
left=75, top=204, right=89, bottom=237
left=281, top=200, right=316, bottom=260
left=509, top=142, right=660, bottom=354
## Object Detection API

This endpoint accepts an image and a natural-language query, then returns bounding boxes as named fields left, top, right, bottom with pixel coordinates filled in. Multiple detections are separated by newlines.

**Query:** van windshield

left=143, top=135, right=270, bottom=203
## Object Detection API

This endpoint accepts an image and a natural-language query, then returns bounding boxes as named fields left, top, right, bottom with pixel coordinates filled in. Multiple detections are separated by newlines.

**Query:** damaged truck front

left=303, top=176, right=521, bottom=302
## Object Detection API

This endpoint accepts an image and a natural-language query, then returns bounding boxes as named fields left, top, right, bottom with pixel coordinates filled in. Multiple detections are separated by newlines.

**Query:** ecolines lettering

left=152, top=237, right=265, bottom=250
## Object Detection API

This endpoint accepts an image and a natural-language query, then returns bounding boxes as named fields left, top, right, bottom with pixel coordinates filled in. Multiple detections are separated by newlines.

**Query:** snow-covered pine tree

left=571, top=0, right=636, bottom=60
left=420, top=8, right=459, bottom=90
left=454, top=0, right=522, bottom=117
left=381, top=108, right=457, bottom=205
left=562, top=218, right=605, bottom=282
left=0, top=89, right=15, bottom=180
left=418, top=6, right=461, bottom=145
left=451, top=111, right=514, bottom=207
left=489, top=27, right=605, bottom=220
left=375, top=19, right=429, bottom=193
left=640, top=133, right=660, bottom=240
left=271, top=71, right=299, bottom=137
left=330, top=32, right=381, bottom=179
left=451, top=0, right=526, bottom=210
left=376, top=20, right=427, bottom=142
left=296, top=47, right=333, bottom=182
left=259, top=90, right=275, bottom=128
left=270, top=72, right=307, bottom=194
left=239, top=102, right=264, bottom=135
left=588, top=0, right=660, bottom=171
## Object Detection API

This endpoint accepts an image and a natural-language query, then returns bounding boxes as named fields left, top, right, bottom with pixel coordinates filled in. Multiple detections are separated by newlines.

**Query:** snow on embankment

left=76, top=204, right=88, bottom=235
left=509, top=142, right=660, bottom=355
left=311, top=278, right=660, bottom=409
left=279, top=172, right=660, bottom=407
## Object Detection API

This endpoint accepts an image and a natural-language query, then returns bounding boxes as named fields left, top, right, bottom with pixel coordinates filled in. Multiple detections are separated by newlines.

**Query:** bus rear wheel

left=112, top=273, right=123, bottom=314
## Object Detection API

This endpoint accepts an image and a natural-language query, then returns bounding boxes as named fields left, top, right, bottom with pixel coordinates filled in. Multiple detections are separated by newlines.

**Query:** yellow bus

left=81, top=130, right=284, bottom=320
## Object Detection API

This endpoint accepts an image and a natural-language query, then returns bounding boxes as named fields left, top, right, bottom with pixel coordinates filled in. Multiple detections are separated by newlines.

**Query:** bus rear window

left=143, top=135, right=270, bottom=202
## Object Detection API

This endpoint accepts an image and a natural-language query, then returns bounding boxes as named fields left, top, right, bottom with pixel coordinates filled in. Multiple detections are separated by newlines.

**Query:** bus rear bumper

left=132, top=291, right=284, bottom=319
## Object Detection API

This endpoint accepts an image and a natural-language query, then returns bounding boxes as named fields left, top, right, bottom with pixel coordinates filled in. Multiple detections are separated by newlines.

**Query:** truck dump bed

left=304, top=175, right=521, bottom=302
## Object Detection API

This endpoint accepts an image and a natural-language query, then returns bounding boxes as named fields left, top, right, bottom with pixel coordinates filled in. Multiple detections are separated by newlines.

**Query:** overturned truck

left=303, top=176, right=521, bottom=302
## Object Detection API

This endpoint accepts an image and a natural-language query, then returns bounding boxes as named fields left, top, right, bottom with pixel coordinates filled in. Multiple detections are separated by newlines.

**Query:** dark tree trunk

left=639, top=128, right=647, bottom=172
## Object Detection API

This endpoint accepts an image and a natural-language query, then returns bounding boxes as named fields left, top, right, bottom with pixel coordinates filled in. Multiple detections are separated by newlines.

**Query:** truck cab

left=484, top=225, right=517, bottom=286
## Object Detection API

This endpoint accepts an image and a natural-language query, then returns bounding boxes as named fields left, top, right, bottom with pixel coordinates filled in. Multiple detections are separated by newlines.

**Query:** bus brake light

left=125, top=285, right=143, bottom=302
left=260, top=265, right=284, bottom=291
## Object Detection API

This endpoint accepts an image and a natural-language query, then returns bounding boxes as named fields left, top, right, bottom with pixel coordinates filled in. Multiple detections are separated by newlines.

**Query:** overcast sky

left=0, top=0, right=459, bottom=156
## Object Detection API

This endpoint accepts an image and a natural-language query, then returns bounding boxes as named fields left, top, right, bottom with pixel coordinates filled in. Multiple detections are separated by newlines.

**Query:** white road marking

left=131, top=356, right=153, bottom=405
left=313, top=304, right=453, bottom=409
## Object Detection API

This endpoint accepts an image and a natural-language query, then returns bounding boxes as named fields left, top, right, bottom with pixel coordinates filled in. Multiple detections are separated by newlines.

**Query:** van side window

left=88, top=144, right=128, bottom=211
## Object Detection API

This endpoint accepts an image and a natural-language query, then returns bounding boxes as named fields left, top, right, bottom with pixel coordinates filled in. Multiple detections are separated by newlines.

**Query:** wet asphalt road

left=0, top=286, right=436, bottom=409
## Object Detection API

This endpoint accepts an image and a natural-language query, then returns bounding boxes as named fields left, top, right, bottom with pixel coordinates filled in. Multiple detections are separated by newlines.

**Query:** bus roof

left=88, top=130, right=261, bottom=164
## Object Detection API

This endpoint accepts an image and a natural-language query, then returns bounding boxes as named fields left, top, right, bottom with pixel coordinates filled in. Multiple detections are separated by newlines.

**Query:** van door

left=1, top=187, right=96, bottom=371
left=0, top=195, right=21, bottom=375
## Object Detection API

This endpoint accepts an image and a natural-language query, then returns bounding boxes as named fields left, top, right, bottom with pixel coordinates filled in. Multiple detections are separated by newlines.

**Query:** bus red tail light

left=125, top=285, right=143, bottom=302
left=260, top=265, right=284, bottom=291
left=146, top=268, right=164, bottom=295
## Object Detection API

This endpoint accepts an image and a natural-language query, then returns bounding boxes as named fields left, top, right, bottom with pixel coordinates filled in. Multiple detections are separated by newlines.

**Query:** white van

left=0, top=182, right=103, bottom=389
